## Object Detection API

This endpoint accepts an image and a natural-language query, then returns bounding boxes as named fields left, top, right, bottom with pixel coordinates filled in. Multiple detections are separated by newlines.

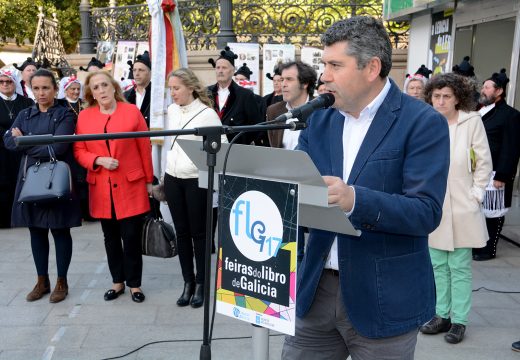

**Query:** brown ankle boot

left=26, top=275, right=51, bottom=302
left=49, top=277, right=68, bottom=303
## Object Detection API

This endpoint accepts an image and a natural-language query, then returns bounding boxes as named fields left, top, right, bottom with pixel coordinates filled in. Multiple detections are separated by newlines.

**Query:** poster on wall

left=216, top=175, right=298, bottom=335
left=96, top=41, right=116, bottom=72
left=301, top=46, right=324, bottom=78
left=113, top=41, right=137, bottom=81
left=228, top=43, right=260, bottom=94
left=262, top=44, right=295, bottom=96
left=429, top=10, right=453, bottom=75
left=136, top=41, right=150, bottom=58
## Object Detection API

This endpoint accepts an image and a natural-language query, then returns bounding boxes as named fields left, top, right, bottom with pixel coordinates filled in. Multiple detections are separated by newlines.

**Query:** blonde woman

left=74, top=71, right=153, bottom=303
left=164, top=68, right=227, bottom=308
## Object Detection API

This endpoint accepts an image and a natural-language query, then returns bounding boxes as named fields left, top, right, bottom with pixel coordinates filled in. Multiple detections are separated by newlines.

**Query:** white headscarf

left=58, top=75, right=83, bottom=101
left=119, top=78, right=136, bottom=92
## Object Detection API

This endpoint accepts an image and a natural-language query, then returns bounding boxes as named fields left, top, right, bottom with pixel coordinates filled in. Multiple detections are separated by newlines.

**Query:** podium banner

left=216, top=175, right=298, bottom=335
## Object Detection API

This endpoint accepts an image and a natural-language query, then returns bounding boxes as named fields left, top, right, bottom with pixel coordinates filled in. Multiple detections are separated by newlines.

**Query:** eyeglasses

left=0, top=80, right=14, bottom=85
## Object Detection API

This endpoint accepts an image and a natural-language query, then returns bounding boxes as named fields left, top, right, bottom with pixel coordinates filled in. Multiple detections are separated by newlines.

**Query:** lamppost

left=217, top=0, right=237, bottom=48
left=79, top=0, right=95, bottom=54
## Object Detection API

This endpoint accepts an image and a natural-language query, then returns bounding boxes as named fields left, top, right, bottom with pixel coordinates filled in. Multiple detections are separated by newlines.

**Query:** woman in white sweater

left=420, top=73, right=492, bottom=344
left=164, top=68, right=227, bottom=308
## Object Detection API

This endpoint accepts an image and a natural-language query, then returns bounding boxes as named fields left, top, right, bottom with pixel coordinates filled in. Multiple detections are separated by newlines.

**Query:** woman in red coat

left=74, top=71, right=153, bottom=303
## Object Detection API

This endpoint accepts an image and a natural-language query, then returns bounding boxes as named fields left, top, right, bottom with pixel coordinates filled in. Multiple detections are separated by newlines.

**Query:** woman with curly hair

left=419, top=73, right=492, bottom=344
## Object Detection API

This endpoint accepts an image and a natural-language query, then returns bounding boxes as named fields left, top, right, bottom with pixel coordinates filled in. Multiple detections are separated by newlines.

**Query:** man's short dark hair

left=278, top=60, right=317, bottom=96
left=321, top=16, right=392, bottom=78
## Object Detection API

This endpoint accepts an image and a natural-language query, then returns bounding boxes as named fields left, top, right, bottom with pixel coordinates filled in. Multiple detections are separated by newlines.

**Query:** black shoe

left=444, top=323, right=466, bottom=344
left=420, top=316, right=452, bottom=334
left=473, top=253, right=495, bottom=261
left=190, top=283, right=204, bottom=308
left=104, top=287, right=125, bottom=301
left=512, top=340, right=520, bottom=352
left=177, top=282, right=195, bottom=307
left=130, top=290, right=145, bottom=303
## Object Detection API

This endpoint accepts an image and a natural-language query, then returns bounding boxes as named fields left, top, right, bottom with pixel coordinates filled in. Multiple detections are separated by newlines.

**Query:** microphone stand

left=15, top=121, right=306, bottom=360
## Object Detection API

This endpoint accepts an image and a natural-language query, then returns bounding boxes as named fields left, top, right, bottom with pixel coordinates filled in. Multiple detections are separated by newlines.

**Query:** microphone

left=274, top=93, right=335, bottom=123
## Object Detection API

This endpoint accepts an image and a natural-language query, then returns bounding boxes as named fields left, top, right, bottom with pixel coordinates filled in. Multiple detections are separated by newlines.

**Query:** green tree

left=0, top=0, right=143, bottom=53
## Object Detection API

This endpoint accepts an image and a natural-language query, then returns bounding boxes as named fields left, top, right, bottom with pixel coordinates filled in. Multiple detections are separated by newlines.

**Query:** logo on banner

left=229, top=191, right=283, bottom=262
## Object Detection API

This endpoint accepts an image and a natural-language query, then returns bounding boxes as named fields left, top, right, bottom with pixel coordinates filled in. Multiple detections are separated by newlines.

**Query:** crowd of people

left=1, top=14, right=520, bottom=358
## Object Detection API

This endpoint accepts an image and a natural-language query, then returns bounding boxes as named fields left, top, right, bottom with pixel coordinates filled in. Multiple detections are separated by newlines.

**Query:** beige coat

left=429, top=111, right=492, bottom=251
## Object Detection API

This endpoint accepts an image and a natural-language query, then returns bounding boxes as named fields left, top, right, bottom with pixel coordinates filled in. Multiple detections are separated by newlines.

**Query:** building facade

left=385, top=0, right=520, bottom=108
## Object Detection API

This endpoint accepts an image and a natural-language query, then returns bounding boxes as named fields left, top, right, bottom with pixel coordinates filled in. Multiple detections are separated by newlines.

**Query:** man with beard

left=124, top=51, right=152, bottom=128
left=473, top=69, right=520, bottom=261
left=0, top=70, right=33, bottom=227
left=207, top=47, right=262, bottom=145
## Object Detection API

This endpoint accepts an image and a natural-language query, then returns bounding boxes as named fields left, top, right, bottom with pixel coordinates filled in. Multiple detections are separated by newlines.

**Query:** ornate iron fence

left=90, top=1, right=408, bottom=50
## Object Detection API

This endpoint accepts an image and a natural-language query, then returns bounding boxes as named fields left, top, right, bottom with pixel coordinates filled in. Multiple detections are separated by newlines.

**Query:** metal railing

left=89, top=1, right=408, bottom=50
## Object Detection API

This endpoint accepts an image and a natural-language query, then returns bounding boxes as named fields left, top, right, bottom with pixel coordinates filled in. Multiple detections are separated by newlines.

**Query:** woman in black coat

left=3, top=69, right=81, bottom=303
left=0, top=69, right=33, bottom=228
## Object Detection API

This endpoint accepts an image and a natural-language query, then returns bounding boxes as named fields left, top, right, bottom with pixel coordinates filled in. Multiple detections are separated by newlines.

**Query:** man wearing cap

left=124, top=51, right=152, bottom=128
left=79, top=57, right=105, bottom=72
left=473, top=69, right=520, bottom=261
left=263, top=66, right=283, bottom=107
left=0, top=69, right=34, bottom=227
left=13, top=57, right=39, bottom=100
left=266, top=60, right=317, bottom=149
left=207, top=46, right=262, bottom=145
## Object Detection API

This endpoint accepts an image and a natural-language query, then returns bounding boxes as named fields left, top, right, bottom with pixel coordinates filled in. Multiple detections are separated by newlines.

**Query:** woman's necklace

left=67, top=101, right=79, bottom=117
left=1, top=97, right=16, bottom=120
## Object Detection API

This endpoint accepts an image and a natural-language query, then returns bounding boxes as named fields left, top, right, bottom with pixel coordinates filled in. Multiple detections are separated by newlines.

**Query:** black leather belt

left=324, top=268, right=340, bottom=276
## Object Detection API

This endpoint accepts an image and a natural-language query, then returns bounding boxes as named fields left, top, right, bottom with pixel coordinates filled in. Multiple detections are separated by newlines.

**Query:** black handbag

left=141, top=201, right=177, bottom=258
left=18, top=146, right=73, bottom=204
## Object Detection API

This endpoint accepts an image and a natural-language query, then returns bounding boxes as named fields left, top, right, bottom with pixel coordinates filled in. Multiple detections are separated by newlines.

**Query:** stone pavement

left=0, top=200, right=519, bottom=360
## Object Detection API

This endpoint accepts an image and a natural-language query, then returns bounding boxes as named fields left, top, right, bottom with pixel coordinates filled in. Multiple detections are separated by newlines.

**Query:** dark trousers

left=164, top=173, right=208, bottom=284
left=474, top=216, right=505, bottom=257
left=29, top=227, right=73, bottom=278
left=100, top=210, right=144, bottom=288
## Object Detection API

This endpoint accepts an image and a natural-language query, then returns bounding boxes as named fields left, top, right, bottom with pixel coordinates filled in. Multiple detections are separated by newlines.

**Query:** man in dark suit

left=473, top=69, right=520, bottom=261
left=282, top=17, right=450, bottom=360
left=124, top=51, right=151, bottom=128
left=263, top=66, right=283, bottom=107
left=207, top=47, right=262, bottom=145
left=266, top=60, right=317, bottom=149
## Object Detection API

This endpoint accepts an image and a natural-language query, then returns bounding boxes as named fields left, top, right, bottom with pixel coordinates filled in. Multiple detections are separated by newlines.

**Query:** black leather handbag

left=18, top=146, right=73, bottom=204
left=141, top=201, right=177, bottom=258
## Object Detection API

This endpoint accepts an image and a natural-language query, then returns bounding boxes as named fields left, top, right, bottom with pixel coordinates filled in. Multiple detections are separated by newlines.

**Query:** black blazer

left=207, top=81, right=262, bottom=145
left=482, top=99, right=520, bottom=206
left=124, top=82, right=151, bottom=128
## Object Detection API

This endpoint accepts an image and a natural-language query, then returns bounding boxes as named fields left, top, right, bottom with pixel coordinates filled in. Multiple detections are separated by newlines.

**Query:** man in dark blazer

left=473, top=69, right=520, bottom=261
left=263, top=66, right=283, bottom=107
left=266, top=60, right=317, bottom=148
left=207, top=47, right=262, bottom=145
left=281, top=17, right=450, bottom=360
left=124, top=51, right=151, bottom=128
